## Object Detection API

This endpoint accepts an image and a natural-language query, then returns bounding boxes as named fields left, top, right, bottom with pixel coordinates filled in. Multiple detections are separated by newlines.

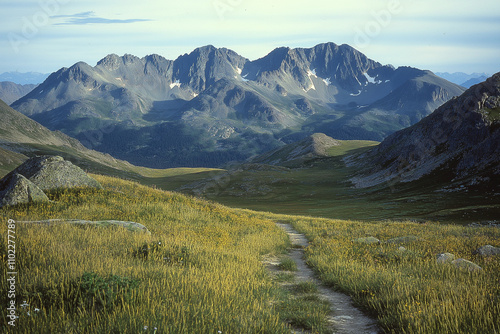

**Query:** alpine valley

left=1, top=41, right=500, bottom=334
left=11, top=42, right=465, bottom=168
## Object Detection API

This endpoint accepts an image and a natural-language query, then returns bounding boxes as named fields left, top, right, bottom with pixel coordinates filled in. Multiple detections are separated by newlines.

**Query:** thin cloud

left=52, top=11, right=151, bottom=25
left=51, top=11, right=96, bottom=19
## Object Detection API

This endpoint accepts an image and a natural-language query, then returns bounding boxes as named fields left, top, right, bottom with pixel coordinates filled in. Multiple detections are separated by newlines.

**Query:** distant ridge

left=0, top=82, right=36, bottom=104
left=0, top=98, right=138, bottom=177
left=435, top=72, right=491, bottom=88
left=251, top=133, right=341, bottom=166
left=0, top=71, right=49, bottom=85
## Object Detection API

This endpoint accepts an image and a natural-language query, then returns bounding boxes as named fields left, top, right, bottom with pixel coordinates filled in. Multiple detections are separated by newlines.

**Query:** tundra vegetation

left=0, top=175, right=499, bottom=333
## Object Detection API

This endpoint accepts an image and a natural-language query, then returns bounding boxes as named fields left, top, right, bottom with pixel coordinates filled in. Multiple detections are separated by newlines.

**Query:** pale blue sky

left=1, top=0, right=499, bottom=75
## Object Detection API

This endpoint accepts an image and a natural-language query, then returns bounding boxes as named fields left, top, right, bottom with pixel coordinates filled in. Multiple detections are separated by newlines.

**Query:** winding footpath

left=276, top=223, right=380, bottom=334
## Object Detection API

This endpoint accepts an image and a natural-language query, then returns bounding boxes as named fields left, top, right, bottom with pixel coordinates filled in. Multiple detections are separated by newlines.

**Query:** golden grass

left=2, top=174, right=499, bottom=333
left=282, top=216, right=500, bottom=334
left=0, top=175, right=291, bottom=333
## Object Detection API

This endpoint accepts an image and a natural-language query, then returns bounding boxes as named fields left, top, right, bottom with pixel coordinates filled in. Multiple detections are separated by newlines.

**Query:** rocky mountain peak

left=350, top=72, right=500, bottom=189
left=96, top=54, right=122, bottom=71
left=9, top=43, right=466, bottom=168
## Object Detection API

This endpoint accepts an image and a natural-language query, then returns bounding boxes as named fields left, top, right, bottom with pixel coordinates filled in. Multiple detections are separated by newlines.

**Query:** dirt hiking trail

left=276, top=223, right=380, bottom=334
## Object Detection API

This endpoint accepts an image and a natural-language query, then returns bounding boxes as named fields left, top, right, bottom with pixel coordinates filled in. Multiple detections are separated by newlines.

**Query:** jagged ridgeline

left=350, top=72, right=500, bottom=191
left=11, top=43, right=465, bottom=168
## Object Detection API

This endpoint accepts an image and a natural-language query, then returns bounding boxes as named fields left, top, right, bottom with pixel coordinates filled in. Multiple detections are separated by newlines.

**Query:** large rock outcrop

left=0, top=173, right=49, bottom=207
left=5, top=155, right=102, bottom=191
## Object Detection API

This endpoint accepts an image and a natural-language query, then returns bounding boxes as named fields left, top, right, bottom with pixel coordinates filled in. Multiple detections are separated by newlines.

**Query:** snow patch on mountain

left=308, top=69, right=318, bottom=78
left=170, top=80, right=181, bottom=89
left=364, top=72, right=376, bottom=84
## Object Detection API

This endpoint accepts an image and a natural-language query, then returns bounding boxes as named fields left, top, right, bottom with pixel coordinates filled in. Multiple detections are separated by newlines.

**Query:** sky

left=1, top=0, right=499, bottom=76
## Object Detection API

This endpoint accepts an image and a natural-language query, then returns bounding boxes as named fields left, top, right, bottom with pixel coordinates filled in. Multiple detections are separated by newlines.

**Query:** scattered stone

left=451, top=258, right=482, bottom=271
left=0, top=173, right=49, bottom=208
left=385, top=236, right=420, bottom=244
left=473, top=245, right=500, bottom=257
left=18, top=219, right=150, bottom=234
left=6, top=155, right=102, bottom=191
left=436, top=253, right=455, bottom=264
left=353, top=237, right=380, bottom=244
left=469, top=220, right=500, bottom=228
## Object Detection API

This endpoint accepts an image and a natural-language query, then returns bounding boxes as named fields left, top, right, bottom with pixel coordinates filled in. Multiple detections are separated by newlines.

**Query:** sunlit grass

left=1, top=173, right=498, bottom=333
left=283, top=216, right=500, bottom=334
left=0, top=175, right=291, bottom=333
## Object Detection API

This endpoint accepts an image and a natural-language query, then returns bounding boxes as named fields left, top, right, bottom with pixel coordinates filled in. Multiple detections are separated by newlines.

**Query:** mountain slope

left=11, top=43, right=465, bottom=168
left=248, top=133, right=377, bottom=167
left=349, top=72, right=500, bottom=191
left=0, top=82, right=36, bottom=104
left=0, top=98, right=141, bottom=176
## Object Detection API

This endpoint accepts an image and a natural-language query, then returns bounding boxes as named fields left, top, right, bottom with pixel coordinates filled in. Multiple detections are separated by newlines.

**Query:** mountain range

left=436, top=72, right=491, bottom=88
left=11, top=43, right=465, bottom=168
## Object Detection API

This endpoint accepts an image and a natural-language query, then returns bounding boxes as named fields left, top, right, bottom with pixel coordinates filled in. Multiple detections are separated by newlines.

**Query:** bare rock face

left=6, top=155, right=102, bottom=191
left=350, top=72, right=500, bottom=189
left=0, top=173, right=49, bottom=207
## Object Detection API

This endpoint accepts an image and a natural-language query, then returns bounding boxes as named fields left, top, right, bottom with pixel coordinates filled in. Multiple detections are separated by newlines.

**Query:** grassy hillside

left=0, top=175, right=498, bottom=333
left=286, top=215, right=500, bottom=333
left=0, top=175, right=292, bottom=333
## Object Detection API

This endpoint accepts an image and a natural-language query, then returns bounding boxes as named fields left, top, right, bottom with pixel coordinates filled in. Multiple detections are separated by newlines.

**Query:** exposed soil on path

left=275, top=223, right=380, bottom=334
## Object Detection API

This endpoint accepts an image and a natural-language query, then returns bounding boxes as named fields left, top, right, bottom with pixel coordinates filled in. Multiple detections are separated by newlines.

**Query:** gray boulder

left=451, top=258, right=482, bottom=271
left=0, top=173, right=49, bottom=207
left=6, top=155, right=102, bottom=191
left=473, top=245, right=500, bottom=257
left=19, top=219, right=150, bottom=234
left=436, top=253, right=455, bottom=264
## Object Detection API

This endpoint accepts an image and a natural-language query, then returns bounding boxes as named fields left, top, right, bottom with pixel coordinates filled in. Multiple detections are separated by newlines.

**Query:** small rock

left=451, top=258, right=482, bottom=271
left=398, top=246, right=406, bottom=252
left=18, top=219, right=151, bottom=234
left=386, top=236, right=420, bottom=244
left=353, top=237, right=380, bottom=244
left=0, top=173, right=49, bottom=208
left=473, top=245, right=500, bottom=257
left=436, top=253, right=455, bottom=264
